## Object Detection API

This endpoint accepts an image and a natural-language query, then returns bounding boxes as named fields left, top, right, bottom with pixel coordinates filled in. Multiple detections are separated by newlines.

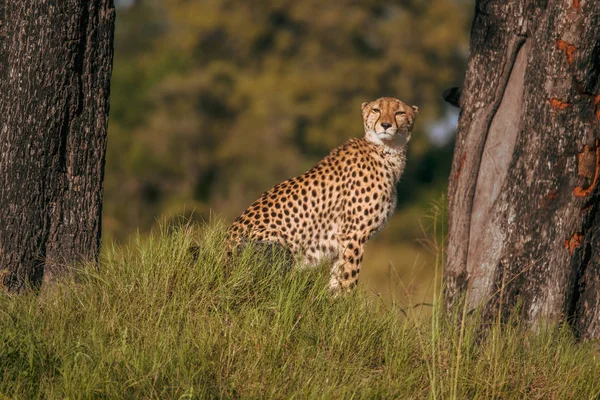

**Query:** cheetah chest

left=299, top=172, right=399, bottom=266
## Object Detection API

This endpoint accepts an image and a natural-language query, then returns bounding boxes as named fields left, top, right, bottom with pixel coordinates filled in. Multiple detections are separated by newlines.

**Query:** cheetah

left=228, top=97, right=419, bottom=291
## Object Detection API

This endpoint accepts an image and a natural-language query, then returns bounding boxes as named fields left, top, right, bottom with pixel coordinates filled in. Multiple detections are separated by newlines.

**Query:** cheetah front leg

left=329, top=238, right=364, bottom=292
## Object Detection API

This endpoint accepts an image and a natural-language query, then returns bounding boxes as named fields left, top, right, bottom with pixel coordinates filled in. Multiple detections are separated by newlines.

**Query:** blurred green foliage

left=104, top=0, right=472, bottom=241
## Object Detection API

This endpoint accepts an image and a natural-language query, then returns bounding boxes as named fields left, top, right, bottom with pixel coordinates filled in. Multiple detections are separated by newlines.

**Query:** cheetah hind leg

left=246, top=240, right=294, bottom=274
left=329, top=240, right=364, bottom=293
left=237, top=231, right=294, bottom=274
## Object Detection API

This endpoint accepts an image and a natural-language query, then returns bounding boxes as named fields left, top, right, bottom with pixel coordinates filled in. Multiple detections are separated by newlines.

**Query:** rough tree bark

left=0, top=1, right=115, bottom=292
left=445, top=0, right=600, bottom=338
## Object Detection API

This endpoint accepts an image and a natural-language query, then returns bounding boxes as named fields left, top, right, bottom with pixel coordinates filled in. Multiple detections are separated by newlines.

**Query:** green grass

left=1, top=222, right=600, bottom=399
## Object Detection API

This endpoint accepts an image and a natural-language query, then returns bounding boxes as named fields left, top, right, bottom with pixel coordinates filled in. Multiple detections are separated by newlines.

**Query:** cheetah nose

left=381, top=122, right=392, bottom=129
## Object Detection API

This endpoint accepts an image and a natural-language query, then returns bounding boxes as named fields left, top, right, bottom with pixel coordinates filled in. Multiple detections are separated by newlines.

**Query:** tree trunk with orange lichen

left=444, top=0, right=600, bottom=338
left=0, top=1, right=115, bottom=293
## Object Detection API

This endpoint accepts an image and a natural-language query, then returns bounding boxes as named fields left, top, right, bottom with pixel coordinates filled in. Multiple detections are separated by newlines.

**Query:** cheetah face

left=361, top=97, right=419, bottom=148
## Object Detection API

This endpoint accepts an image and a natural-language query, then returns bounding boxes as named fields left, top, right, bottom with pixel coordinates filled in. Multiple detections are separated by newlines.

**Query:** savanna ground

left=2, top=219, right=600, bottom=399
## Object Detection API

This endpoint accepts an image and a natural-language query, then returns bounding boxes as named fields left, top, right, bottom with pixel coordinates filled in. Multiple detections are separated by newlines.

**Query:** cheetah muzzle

left=228, top=97, right=419, bottom=292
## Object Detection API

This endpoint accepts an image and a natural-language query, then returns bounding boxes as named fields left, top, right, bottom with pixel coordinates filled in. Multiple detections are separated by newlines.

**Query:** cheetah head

left=361, top=97, right=419, bottom=149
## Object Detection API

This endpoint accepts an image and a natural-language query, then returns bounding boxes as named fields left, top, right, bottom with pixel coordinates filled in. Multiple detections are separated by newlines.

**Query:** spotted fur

left=228, top=97, right=419, bottom=291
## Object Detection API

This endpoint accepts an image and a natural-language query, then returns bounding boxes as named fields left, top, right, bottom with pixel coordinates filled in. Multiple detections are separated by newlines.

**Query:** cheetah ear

left=361, top=102, right=369, bottom=111
left=411, top=105, right=419, bottom=115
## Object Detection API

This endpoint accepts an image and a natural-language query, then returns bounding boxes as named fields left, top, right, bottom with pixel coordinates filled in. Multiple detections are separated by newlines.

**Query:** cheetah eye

left=372, top=108, right=380, bottom=113
left=395, top=111, right=406, bottom=116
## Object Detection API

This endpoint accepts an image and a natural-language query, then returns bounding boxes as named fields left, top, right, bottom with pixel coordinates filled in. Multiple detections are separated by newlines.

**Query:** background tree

left=0, top=1, right=115, bottom=292
left=445, top=0, right=600, bottom=338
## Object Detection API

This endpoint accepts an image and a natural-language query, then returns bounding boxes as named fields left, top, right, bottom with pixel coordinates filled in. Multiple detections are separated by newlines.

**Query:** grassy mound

left=1, top=223, right=599, bottom=399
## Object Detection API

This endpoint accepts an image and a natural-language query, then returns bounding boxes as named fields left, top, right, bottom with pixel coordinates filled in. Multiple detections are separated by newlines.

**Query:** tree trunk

left=445, top=0, right=600, bottom=338
left=0, top=1, right=115, bottom=292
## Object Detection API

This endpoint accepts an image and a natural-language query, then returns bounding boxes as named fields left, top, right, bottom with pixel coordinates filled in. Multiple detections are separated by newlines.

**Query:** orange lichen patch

left=564, top=232, right=583, bottom=254
left=548, top=98, right=571, bottom=109
left=547, top=191, right=558, bottom=200
left=574, top=140, right=600, bottom=197
left=573, top=0, right=579, bottom=9
left=557, top=40, right=576, bottom=64
left=455, top=154, right=466, bottom=179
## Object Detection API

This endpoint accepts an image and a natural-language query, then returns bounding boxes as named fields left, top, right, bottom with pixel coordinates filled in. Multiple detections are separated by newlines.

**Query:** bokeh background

left=105, top=0, right=473, bottom=302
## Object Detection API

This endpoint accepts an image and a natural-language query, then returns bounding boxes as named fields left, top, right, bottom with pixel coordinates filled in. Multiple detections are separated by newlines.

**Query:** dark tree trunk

left=445, top=0, right=600, bottom=338
left=0, top=1, right=115, bottom=292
